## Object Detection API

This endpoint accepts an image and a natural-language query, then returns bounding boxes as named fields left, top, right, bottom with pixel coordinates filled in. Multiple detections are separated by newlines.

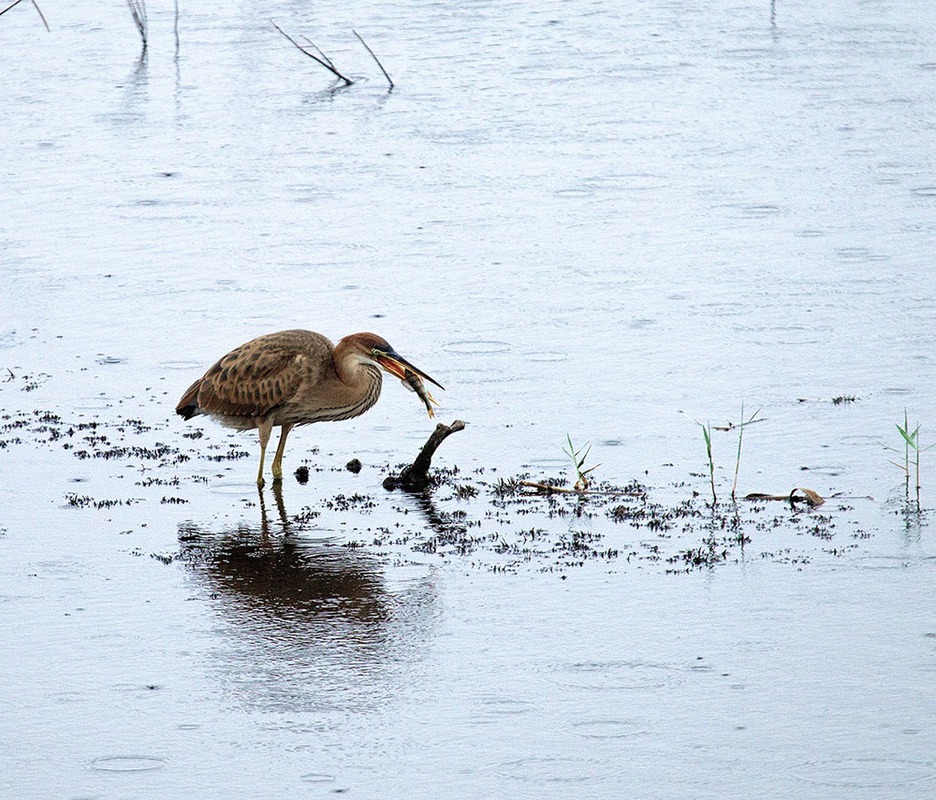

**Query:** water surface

left=2, top=1, right=935, bottom=797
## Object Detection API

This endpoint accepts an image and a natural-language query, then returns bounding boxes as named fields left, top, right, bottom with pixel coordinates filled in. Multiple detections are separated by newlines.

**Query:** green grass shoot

left=683, top=406, right=762, bottom=505
left=701, top=420, right=716, bottom=503
left=562, top=434, right=601, bottom=491
left=894, top=410, right=933, bottom=508
left=731, top=404, right=762, bottom=501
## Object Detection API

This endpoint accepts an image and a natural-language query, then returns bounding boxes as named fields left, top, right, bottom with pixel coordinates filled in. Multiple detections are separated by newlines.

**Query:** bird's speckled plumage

left=176, top=329, right=442, bottom=486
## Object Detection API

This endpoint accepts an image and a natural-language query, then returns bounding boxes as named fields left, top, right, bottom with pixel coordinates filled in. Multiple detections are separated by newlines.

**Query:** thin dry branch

left=270, top=19, right=353, bottom=85
left=0, top=0, right=28, bottom=18
left=30, top=0, right=48, bottom=30
left=518, top=480, right=646, bottom=498
left=0, top=0, right=47, bottom=30
left=353, top=29, right=394, bottom=88
left=711, top=417, right=766, bottom=433
left=126, top=0, right=147, bottom=51
left=300, top=35, right=335, bottom=69
left=520, top=481, right=576, bottom=495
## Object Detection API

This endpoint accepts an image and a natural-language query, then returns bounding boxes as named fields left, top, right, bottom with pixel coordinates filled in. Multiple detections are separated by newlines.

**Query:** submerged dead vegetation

left=0, top=383, right=888, bottom=575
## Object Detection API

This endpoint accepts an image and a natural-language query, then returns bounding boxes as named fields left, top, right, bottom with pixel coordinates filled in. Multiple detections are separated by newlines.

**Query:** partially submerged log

left=383, top=420, right=466, bottom=491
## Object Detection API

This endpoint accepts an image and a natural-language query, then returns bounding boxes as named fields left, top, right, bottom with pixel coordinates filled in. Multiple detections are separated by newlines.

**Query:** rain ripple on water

left=88, top=755, right=167, bottom=773
left=789, top=758, right=936, bottom=789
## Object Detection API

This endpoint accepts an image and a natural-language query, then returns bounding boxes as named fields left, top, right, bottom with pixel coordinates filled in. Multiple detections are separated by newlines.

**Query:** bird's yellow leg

left=256, top=419, right=274, bottom=487
left=271, top=423, right=293, bottom=481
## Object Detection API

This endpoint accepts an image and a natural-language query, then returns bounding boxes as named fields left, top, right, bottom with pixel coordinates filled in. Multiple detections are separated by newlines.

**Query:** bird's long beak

left=376, top=349, right=444, bottom=390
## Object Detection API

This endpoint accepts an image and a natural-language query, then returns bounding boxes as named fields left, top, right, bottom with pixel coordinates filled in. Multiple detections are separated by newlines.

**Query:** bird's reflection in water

left=177, top=483, right=437, bottom=713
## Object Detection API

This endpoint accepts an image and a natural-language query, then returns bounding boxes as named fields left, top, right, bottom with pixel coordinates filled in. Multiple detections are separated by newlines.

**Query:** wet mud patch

left=399, top=473, right=871, bottom=573
left=0, top=401, right=897, bottom=575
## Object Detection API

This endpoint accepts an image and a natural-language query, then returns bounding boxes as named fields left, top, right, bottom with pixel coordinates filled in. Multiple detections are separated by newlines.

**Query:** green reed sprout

left=892, top=410, right=933, bottom=509
left=731, top=404, right=762, bottom=502
left=563, top=435, right=601, bottom=491
left=684, top=406, right=762, bottom=505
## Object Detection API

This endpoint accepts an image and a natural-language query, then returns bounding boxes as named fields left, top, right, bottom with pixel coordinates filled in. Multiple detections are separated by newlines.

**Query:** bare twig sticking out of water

left=31, top=0, right=47, bottom=31
left=126, top=0, right=147, bottom=53
left=383, top=420, right=466, bottom=491
left=174, top=0, right=179, bottom=55
left=518, top=481, right=644, bottom=498
left=270, top=20, right=354, bottom=86
left=353, top=29, right=394, bottom=89
left=519, top=481, right=576, bottom=495
left=32, top=0, right=46, bottom=33
left=0, top=0, right=27, bottom=18
left=0, top=0, right=48, bottom=30
left=299, top=35, right=335, bottom=68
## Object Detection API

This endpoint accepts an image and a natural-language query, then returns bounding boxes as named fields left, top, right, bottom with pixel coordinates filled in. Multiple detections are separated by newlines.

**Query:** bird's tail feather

left=176, top=379, right=202, bottom=420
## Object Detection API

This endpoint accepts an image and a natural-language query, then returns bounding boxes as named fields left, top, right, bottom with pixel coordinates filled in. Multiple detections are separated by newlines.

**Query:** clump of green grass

left=685, top=405, right=762, bottom=505
left=889, top=410, right=933, bottom=509
left=562, top=435, right=601, bottom=491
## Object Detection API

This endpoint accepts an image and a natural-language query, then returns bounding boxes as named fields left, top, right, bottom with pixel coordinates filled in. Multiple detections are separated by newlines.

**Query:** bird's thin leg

left=256, top=418, right=274, bottom=487
left=271, top=423, right=293, bottom=481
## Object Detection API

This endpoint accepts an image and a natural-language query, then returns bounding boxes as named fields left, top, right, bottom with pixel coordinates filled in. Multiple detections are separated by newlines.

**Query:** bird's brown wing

left=195, top=343, right=307, bottom=419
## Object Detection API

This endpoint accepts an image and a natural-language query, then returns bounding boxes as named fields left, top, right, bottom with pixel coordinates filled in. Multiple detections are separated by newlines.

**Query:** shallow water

left=2, top=1, right=936, bottom=797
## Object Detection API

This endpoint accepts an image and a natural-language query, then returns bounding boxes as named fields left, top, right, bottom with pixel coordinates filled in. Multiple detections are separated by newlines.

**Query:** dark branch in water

left=126, top=0, right=148, bottom=52
left=0, top=0, right=47, bottom=30
left=353, top=29, right=394, bottom=89
left=383, top=420, right=466, bottom=491
left=300, top=35, right=336, bottom=70
left=31, top=0, right=48, bottom=30
left=270, top=19, right=353, bottom=85
left=0, top=0, right=27, bottom=18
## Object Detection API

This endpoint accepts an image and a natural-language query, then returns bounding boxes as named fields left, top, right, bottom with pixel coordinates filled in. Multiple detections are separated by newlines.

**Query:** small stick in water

left=270, top=19, right=354, bottom=85
left=353, top=29, right=394, bottom=89
left=383, top=420, right=466, bottom=491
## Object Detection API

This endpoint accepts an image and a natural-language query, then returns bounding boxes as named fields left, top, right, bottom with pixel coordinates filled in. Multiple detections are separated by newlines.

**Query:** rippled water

left=2, top=1, right=936, bottom=797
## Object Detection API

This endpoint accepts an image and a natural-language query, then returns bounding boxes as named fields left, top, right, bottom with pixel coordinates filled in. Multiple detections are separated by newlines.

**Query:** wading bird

left=176, top=330, right=443, bottom=487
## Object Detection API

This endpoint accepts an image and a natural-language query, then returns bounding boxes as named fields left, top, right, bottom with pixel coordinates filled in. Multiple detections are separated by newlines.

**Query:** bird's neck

left=333, top=360, right=382, bottom=421
left=333, top=340, right=375, bottom=385
left=332, top=341, right=383, bottom=409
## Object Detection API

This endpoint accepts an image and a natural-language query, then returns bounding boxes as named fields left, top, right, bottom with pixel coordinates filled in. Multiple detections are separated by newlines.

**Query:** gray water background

left=2, top=1, right=936, bottom=797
